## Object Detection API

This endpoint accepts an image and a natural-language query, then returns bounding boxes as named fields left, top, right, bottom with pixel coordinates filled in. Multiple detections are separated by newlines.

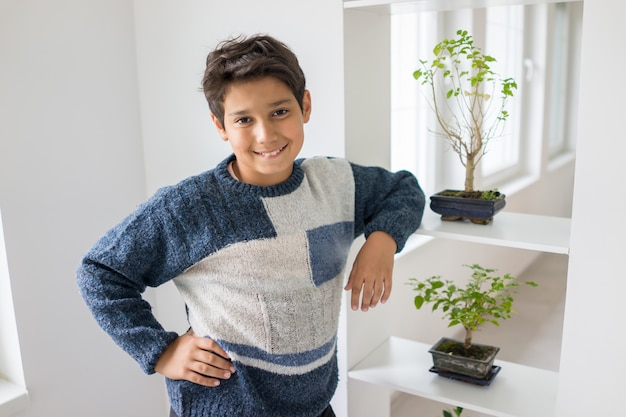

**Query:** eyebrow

left=227, top=98, right=294, bottom=117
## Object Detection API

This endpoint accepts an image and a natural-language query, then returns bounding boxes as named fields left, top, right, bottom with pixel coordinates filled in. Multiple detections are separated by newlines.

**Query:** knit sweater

left=77, top=154, right=424, bottom=417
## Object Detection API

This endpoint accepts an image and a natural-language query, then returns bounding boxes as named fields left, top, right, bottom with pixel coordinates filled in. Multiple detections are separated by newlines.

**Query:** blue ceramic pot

left=430, top=189, right=506, bottom=224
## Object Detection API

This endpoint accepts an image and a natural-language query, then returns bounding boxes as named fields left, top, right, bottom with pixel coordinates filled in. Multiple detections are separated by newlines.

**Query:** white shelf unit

left=349, top=337, right=559, bottom=417
left=343, top=1, right=573, bottom=416
left=348, top=211, right=569, bottom=417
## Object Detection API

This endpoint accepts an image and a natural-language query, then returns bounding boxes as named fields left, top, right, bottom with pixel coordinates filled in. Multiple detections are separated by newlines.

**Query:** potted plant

left=408, top=264, right=537, bottom=381
left=413, top=30, right=518, bottom=224
left=443, top=407, right=464, bottom=417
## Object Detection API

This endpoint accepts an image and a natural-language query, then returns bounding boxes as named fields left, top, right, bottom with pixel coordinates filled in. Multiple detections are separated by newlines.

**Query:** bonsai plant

left=408, top=264, right=537, bottom=380
left=413, top=29, right=517, bottom=224
left=443, top=407, right=464, bottom=417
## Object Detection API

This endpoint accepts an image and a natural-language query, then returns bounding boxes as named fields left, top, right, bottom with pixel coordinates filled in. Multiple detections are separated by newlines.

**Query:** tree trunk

left=464, top=327, right=473, bottom=351
left=464, top=154, right=476, bottom=192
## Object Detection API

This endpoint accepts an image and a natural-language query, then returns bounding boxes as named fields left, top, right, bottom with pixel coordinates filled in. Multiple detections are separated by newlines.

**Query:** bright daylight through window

left=390, top=2, right=581, bottom=196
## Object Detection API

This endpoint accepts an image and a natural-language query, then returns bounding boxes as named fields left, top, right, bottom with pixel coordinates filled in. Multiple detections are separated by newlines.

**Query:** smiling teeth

left=259, top=146, right=285, bottom=157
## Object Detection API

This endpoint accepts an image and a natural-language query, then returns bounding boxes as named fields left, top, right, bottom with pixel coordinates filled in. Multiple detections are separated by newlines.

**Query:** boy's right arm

left=77, top=255, right=180, bottom=374
left=77, top=193, right=189, bottom=375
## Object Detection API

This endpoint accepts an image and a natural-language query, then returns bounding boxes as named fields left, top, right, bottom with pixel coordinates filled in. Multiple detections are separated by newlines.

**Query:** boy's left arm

left=346, top=164, right=426, bottom=311
left=344, top=231, right=397, bottom=311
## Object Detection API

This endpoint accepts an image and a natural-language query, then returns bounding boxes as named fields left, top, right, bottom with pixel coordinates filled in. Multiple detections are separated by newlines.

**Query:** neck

left=228, top=160, right=240, bottom=181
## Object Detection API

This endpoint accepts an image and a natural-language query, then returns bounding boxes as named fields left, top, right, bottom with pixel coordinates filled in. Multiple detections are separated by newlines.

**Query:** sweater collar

left=215, top=154, right=305, bottom=197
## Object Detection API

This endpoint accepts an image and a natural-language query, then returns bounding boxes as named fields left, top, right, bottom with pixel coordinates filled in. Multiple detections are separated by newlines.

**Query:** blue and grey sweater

left=77, top=154, right=424, bottom=417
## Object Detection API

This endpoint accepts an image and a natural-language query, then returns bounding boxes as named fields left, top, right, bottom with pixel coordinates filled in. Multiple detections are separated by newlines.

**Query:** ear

left=302, top=90, right=312, bottom=123
left=210, top=113, right=229, bottom=141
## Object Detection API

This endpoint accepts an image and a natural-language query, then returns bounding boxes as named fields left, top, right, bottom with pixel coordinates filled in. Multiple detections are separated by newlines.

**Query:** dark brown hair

left=201, top=34, right=306, bottom=127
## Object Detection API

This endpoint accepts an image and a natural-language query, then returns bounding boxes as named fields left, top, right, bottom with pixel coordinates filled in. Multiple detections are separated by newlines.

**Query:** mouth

left=254, top=144, right=287, bottom=158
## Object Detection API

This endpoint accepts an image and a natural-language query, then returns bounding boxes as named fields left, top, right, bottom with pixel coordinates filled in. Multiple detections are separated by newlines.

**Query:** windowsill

left=0, top=380, right=29, bottom=417
left=547, top=150, right=576, bottom=173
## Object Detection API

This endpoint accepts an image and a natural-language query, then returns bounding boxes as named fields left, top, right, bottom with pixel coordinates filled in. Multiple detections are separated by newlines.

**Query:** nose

left=254, top=120, right=277, bottom=144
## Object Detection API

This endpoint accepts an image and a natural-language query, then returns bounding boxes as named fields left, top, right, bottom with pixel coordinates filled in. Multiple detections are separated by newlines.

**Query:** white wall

left=0, top=1, right=165, bottom=416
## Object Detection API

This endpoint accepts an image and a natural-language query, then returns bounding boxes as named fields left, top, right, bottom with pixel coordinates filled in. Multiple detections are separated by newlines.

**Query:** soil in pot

left=435, top=338, right=497, bottom=361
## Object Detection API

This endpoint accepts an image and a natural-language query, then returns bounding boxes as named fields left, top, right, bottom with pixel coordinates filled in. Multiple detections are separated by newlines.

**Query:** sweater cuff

left=135, top=330, right=180, bottom=375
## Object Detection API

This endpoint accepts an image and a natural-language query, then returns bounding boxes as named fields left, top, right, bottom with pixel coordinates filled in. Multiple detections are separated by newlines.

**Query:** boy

left=77, top=34, right=425, bottom=417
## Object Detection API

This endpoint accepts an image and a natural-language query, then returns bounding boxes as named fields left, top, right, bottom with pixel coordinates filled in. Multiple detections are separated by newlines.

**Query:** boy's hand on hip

left=155, top=330, right=236, bottom=387
left=345, top=231, right=396, bottom=312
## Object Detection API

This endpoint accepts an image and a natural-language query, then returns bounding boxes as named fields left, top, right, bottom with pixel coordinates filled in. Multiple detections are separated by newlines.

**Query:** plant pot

left=428, top=337, right=500, bottom=380
left=429, top=190, right=506, bottom=225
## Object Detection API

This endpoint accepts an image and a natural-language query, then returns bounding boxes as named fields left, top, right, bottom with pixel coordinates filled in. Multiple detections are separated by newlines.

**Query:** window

left=547, top=2, right=581, bottom=158
left=390, top=2, right=582, bottom=195
left=482, top=6, right=524, bottom=178
left=0, top=210, right=29, bottom=414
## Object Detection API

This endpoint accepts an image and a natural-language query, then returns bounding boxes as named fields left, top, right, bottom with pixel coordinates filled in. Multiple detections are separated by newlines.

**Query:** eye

left=234, top=117, right=252, bottom=125
left=273, top=109, right=289, bottom=117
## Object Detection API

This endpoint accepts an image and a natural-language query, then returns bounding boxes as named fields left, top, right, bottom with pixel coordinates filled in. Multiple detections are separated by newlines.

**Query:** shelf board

left=415, top=211, right=571, bottom=254
left=348, top=337, right=558, bottom=417
left=0, top=380, right=29, bottom=417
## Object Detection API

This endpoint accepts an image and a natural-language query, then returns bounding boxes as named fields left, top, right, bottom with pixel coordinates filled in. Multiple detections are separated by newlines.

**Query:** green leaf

left=414, top=296, right=425, bottom=309
left=443, top=411, right=452, bottom=417
left=431, top=281, right=445, bottom=289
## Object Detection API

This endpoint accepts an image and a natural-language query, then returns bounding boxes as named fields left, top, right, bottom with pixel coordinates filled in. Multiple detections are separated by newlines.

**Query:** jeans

left=169, top=405, right=335, bottom=417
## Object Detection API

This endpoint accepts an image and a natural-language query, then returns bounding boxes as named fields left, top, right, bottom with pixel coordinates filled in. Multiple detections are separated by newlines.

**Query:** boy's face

left=211, top=76, right=311, bottom=186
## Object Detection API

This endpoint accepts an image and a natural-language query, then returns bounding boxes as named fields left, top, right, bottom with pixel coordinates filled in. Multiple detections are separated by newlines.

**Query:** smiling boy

left=77, top=34, right=425, bottom=417
left=214, top=76, right=309, bottom=186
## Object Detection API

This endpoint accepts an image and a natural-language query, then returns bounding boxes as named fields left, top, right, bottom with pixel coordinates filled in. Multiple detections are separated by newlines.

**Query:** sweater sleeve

left=76, top=189, right=189, bottom=374
left=351, top=163, right=425, bottom=252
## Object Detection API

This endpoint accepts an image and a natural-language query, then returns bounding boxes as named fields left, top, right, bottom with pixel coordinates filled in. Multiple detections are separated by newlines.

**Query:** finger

left=344, top=268, right=355, bottom=291
left=350, top=278, right=364, bottom=311
left=193, top=337, right=236, bottom=375
left=195, top=349, right=236, bottom=374
left=191, top=355, right=234, bottom=379
left=346, top=268, right=362, bottom=310
left=183, top=369, right=225, bottom=387
left=369, top=279, right=384, bottom=309
left=380, top=275, right=392, bottom=304
left=358, top=280, right=374, bottom=312
left=196, top=336, right=231, bottom=361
